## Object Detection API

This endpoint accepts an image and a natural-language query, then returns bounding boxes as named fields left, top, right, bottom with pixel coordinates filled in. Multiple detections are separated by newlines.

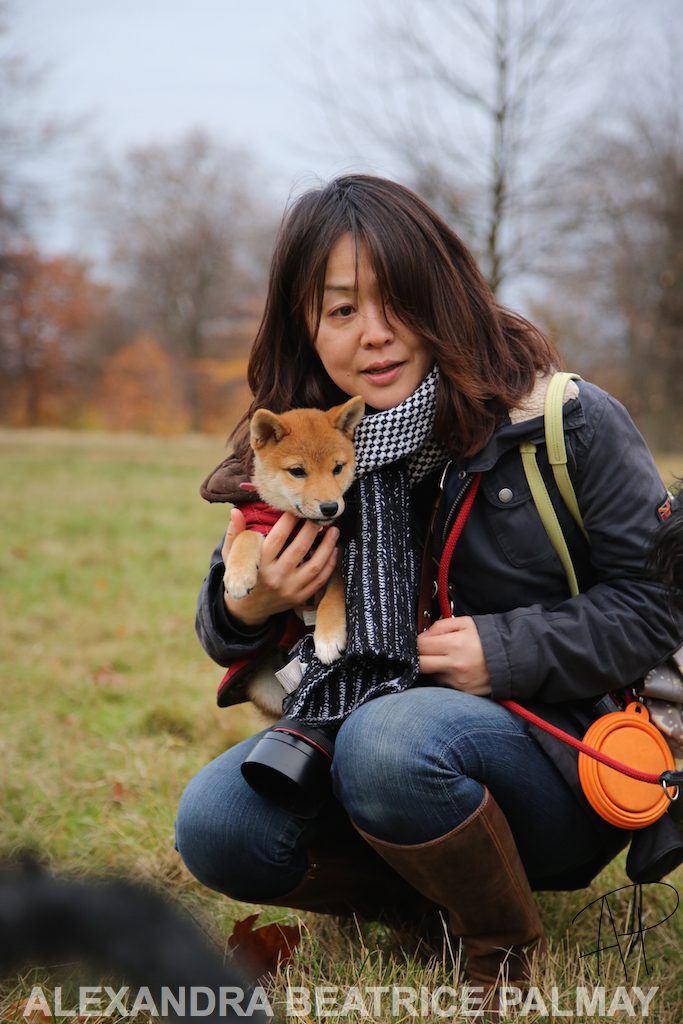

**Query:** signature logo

left=573, top=883, right=679, bottom=979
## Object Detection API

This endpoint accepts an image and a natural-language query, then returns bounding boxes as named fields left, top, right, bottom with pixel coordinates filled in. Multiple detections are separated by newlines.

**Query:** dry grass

left=1, top=428, right=682, bottom=1020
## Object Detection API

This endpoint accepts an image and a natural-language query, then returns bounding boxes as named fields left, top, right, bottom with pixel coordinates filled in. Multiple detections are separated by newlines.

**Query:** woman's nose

left=359, top=306, right=394, bottom=347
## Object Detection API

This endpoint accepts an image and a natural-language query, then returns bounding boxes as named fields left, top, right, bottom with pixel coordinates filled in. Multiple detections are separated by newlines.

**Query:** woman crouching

left=176, top=175, right=683, bottom=995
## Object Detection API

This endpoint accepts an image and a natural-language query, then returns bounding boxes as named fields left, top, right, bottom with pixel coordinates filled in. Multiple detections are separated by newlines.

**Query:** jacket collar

left=461, top=394, right=586, bottom=474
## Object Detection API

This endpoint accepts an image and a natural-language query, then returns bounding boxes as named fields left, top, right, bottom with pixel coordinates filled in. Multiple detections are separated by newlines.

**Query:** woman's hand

left=222, top=508, right=339, bottom=627
left=417, top=616, right=491, bottom=696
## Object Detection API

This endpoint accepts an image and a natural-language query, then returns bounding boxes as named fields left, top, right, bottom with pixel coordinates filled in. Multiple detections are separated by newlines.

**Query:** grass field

left=1, top=428, right=683, bottom=1022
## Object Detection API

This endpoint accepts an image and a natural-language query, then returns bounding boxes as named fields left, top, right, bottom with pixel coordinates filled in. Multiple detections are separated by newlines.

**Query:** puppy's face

left=250, top=397, right=364, bottom=523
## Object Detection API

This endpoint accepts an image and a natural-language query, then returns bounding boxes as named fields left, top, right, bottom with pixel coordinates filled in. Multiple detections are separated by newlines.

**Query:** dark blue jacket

left=439, top=382, right=679, bottom=703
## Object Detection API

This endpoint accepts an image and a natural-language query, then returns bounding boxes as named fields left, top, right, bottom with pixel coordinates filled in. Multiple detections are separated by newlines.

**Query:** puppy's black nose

left=319, top=502, right=339, bottom=518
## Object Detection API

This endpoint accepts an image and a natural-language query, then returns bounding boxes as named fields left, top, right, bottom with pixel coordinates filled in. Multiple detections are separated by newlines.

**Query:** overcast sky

left=8, top=0, right=391, bottom=251
left=5, top=0, right=676, bottom=259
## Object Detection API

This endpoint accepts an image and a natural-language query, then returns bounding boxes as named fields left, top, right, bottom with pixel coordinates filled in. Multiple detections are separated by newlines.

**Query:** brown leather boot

left=265, top=825, right=442, bottom=939
left=354, top=787, right=547, bottom=988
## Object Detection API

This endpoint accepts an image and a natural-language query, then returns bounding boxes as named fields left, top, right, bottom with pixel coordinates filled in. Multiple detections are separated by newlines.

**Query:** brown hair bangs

left=231, top=174, right=558, bottom=465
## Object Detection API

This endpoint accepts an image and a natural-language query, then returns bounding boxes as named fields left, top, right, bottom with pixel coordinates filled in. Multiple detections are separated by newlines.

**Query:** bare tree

left=0, top=1, right=71, bottom=248
left=0, top=0, right=91, bottom=426
left=314, top=0, right=604, bottom=296
left=532, top=41, right=683, bottom=450
left=409, top=0, right=581, bottom=293
left=90, top=130, right=276, bottom=361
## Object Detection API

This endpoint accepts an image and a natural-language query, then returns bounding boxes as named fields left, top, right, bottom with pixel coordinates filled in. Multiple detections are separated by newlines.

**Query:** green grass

left=0, top=429, right=263, bottom=887
left=1, top=428, right=683, bottom=1021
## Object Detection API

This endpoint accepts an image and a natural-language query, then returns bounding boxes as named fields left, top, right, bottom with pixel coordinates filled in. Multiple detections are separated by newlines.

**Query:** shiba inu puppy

left=223, top=395, right=365, bottom=666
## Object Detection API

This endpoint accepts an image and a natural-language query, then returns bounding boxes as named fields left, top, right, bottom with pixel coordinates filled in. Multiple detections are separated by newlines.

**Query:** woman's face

left=313, top=233, right=434, bottom=411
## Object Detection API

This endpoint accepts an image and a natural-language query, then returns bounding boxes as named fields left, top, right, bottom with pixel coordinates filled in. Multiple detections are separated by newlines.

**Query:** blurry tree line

left=0, top=0, right=276, bottom=434
left=0, top=117, right=275, bottom=433
left=316, top=0, right=683, bottom=450
left=1, top=0, right=683, bottom=449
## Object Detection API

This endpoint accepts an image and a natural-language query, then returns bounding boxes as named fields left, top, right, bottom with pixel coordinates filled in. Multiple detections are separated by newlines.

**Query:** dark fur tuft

left=648, top=486, right=683, bottom=618
left=0, top=866, right=269, bottom=1021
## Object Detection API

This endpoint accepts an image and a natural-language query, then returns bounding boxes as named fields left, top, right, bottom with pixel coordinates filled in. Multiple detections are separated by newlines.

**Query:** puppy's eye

left=332, top=463, right=344, bottom=476
left=287, top=467, right=307, bottom=478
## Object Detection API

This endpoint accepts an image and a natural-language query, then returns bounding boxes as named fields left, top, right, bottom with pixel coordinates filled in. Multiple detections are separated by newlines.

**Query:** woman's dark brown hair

left=231, top=174, right=558, bottom=464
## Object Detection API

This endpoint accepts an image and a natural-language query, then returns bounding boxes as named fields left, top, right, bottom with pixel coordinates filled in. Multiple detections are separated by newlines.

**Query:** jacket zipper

left=440, top=464, right=476, bottom=545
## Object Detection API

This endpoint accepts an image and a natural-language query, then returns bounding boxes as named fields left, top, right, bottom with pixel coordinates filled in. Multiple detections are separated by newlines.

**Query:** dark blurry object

left=646, top=496, right=683, bottom=840
left=648, top=494, right=683, bottom=618
left=0, top=863, right=273, bottom=1021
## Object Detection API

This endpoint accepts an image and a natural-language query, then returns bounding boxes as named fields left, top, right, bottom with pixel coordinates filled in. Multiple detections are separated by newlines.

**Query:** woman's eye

left=287, top=467, right=307, bottom=478
left=332, top=305, right=354, bottom=317
left=332, top=463, right=344, bottom=476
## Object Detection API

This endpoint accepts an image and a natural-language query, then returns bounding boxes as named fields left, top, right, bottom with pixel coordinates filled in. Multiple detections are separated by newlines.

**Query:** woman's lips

left=361, top=362, right=404, bottom=384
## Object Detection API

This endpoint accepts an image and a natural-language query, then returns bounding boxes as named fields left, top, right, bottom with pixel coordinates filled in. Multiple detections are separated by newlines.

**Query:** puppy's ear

left=329, top=396, right=365, bottom=438
left=250, top=410, right=290, bottom=450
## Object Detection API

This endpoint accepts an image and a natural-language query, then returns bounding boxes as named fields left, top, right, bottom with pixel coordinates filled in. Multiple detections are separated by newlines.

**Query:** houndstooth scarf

left=286, top=367, right=449, bottom=725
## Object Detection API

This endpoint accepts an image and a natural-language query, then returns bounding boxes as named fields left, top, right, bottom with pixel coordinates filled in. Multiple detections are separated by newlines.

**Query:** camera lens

left=241, top=718, right=336, bottom=818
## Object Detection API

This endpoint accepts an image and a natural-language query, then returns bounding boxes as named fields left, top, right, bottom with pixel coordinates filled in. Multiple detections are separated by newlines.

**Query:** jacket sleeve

left=477, top=390, right=682, bottom=704
left=195, top=534, right=277, bottom=667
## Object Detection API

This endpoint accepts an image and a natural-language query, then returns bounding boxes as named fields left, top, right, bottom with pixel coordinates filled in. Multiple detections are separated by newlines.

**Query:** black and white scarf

left=286, top=367, right=449, bottom=725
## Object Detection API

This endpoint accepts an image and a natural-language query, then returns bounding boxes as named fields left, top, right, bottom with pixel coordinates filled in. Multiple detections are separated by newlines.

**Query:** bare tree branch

left=88, top=131, right=277, bottom=361
left=534, top=27, right=683, bottom=449
left=0, top=0, right=80, bottom=247
left=315, top=0, right=606, bottom=296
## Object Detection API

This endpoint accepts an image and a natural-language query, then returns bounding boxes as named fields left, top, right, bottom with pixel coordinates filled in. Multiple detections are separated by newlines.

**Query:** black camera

left=241, top=717, right=337, bottom=818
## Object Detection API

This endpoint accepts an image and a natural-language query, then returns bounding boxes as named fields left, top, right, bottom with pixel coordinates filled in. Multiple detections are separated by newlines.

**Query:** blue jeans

left=176, top=688, right=627, bottom=903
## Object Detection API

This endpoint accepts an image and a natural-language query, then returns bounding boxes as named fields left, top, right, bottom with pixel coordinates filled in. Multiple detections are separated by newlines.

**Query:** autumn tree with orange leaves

left=0, top=249, right=107, bottom=425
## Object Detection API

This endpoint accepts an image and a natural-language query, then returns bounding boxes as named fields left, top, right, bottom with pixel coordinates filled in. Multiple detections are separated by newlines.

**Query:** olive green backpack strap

left=520, top=440, right=581, bottom=597
left=544, top=372, right=589, bottom=543
left=519, top=372, right=587, bottom=598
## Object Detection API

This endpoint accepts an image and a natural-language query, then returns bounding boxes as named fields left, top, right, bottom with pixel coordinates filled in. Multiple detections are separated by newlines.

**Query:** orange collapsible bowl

left=578, top=703, right=676, bottom=829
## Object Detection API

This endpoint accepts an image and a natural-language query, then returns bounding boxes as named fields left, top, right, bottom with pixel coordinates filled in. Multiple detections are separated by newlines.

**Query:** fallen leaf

left=3, top=998, right=51, bottom=1023
left=93, top=665, right=126, bottom=687
left=111, top=780, right=133, bottom=801
left=228, top=913, right=302, bottom=978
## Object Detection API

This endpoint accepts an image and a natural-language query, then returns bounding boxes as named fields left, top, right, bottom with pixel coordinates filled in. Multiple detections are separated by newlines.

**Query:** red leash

left=498, top=699, right=665, bottom=785
left=437, top=474, right=482, bottom=620
left=436, top=472, right=682, bottom=790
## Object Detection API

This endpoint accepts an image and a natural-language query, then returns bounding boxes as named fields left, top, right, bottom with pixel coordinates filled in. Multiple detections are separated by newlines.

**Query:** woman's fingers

left=298, top=525, right=340, bottom=574
left=262, top=523, right=340, bottom=595
left=417, top=616, right=468, bottom=655
left=222, top=510, right=341, bottom=625
left=259, top=511, right=301, bottom=559
left=417, top=616, right=477, bottom=658
left=420, top=616, right=467, bottom=637
left=261, top=514, right=338, bottom=568
left=296, top=545, right=339, bottom=602
left=260, top=515, right=340, bottom=574
left=417, top=616, right=491, bottom=695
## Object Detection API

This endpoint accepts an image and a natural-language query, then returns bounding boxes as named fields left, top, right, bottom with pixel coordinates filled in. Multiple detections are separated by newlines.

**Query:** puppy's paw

left=223, top=532, right=264, bottom=600
left=223, top=564, right=258, bottom=600
left=314, top=623, right=347, bottom=664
